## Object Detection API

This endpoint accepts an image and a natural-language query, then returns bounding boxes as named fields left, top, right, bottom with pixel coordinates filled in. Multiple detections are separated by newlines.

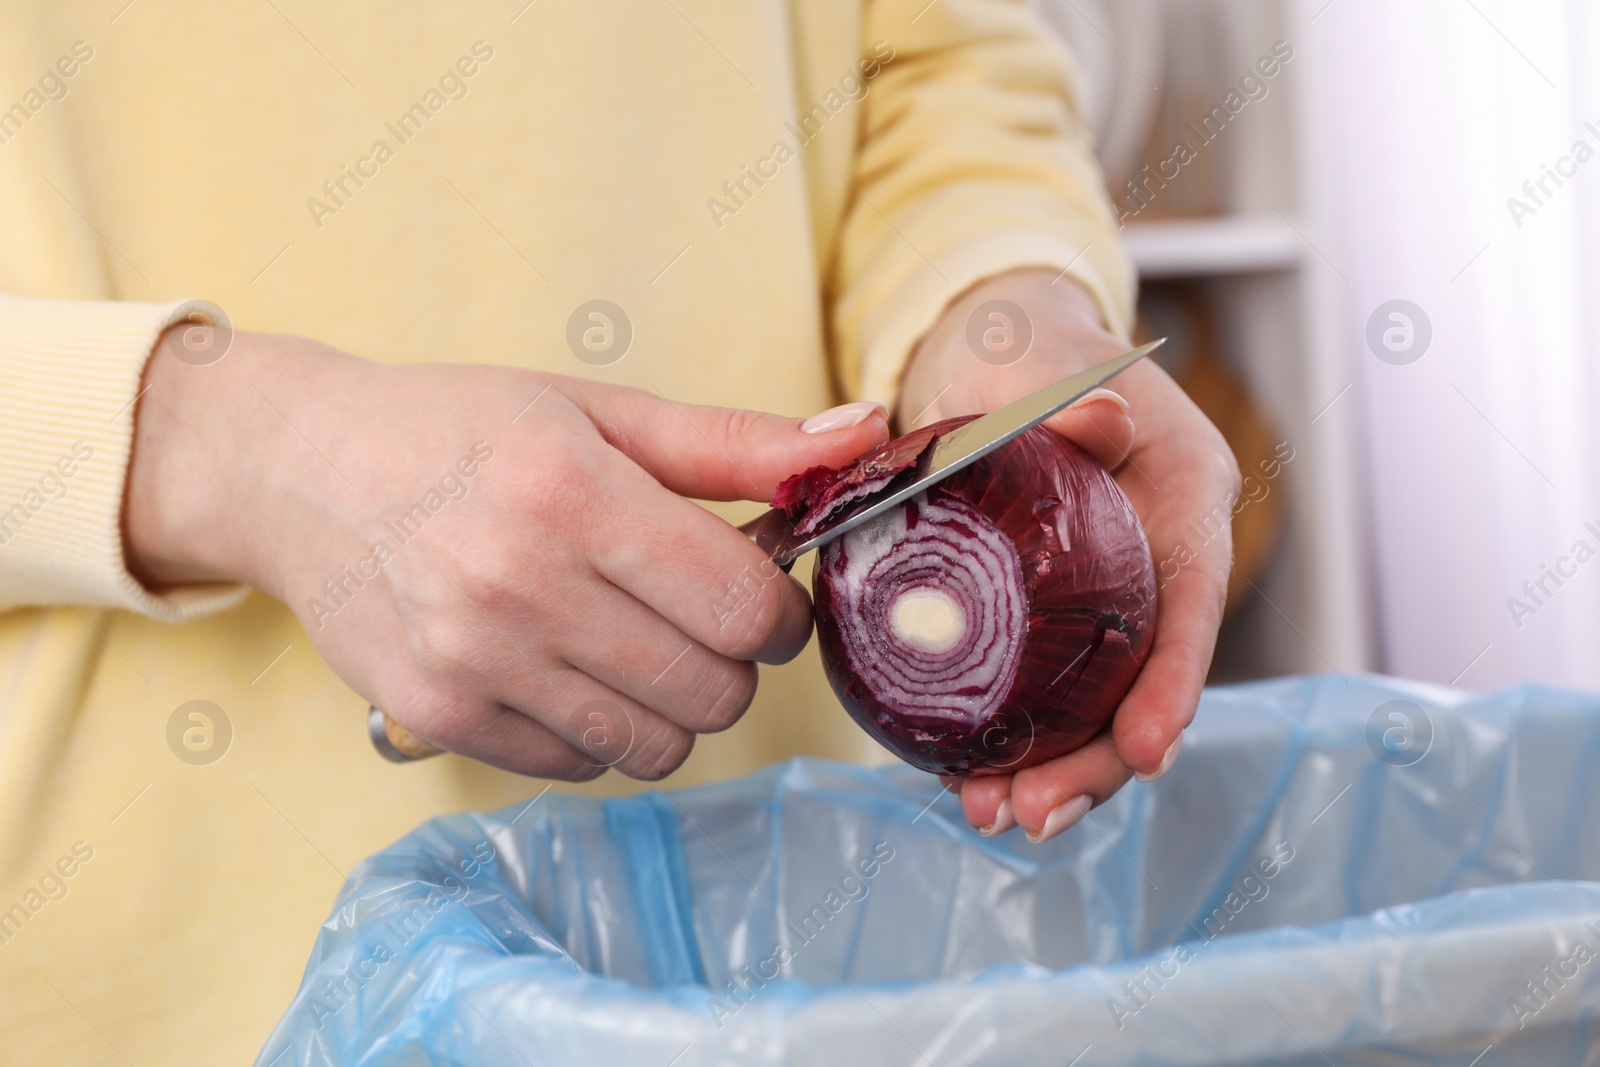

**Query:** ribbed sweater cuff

left=0, top=294, right=248, bottom=620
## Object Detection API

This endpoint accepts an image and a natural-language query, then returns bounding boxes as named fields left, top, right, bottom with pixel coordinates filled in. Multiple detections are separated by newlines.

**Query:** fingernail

left=1134, top=734, right=1183, bottom=783
left=1026, top=794, right=1092, bottom=844
left=801, top=401, right=886, bottom=434
left=1069, top=388, right=1129, bottom=414
left=979, top=798, right=1015, bottom=837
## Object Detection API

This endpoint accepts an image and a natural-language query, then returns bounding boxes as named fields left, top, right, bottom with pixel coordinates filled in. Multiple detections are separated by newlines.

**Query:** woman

left=0, top=0, right=1235, bottom=1059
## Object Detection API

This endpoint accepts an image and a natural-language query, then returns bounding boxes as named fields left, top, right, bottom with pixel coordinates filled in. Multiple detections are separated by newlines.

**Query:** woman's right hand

left=123, top=329, right=889, bottom=780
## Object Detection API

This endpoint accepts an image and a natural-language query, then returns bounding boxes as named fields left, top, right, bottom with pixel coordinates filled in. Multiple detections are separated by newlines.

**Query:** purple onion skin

left=806, top=416, right=1157, bottom=776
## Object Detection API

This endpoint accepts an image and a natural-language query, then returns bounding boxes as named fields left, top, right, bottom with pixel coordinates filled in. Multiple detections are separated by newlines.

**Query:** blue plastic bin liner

left=257, top=675, right=1600, bottom=1066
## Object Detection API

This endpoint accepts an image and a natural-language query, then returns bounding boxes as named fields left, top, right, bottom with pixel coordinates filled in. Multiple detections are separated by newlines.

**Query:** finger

left=959, top=774, right=1015, bottom=835
left=1109, top=571, right=1218, bottom=775
left=1100, top=365, right=1236, bottom=776
left=504, top=665, right=697, bottom=782
left=1110, top=498, right=1231, bottom=774
left=1008, top=733, right=1134, bottom=841
left=589, top=451, right=815, bottom=664
left=393, top=690, right=607, bottom=782
left=919, top=352, right=1135, bottom=470
left=561, top=376, right=890, bottom=502
left=1040, top=389, right=1135, bottom=472
left=557, top=582, right=757, bottom=734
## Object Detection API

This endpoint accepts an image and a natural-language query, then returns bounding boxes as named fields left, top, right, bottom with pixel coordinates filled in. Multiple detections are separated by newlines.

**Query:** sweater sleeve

left=828, top=0, right=1137, bottom=407
left=0, top=294, right=248, bottom=620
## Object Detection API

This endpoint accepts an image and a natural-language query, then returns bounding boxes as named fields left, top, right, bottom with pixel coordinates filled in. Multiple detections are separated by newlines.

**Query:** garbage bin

left=256, top=675, right=1600, bottom=1066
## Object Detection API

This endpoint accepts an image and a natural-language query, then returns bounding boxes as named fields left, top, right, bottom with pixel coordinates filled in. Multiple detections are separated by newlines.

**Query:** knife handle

left=737, top=510, right=797, bottom=572
left=367, top=512, right=796, bottom=763
left=369, top=706, right=444, bottom=762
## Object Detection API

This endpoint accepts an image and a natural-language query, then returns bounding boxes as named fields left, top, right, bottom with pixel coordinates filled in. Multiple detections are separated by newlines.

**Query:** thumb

left=565, top=380, right=889, bottom=501
left=1040, top=388, right=1135, bottom=472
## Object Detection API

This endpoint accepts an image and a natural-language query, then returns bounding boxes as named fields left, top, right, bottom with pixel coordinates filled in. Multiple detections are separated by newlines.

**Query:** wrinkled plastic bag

left=257, top=675, right=1600, bottom=1066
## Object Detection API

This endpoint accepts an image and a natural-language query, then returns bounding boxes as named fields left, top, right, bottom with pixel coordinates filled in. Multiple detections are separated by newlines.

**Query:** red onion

left=775, top=415, right=1156, bottom=776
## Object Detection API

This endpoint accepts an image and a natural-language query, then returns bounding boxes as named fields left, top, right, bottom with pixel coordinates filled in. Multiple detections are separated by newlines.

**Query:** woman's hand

left=124, top=330, right=889, bottom=780
left=898, top=270, right=1240, bottom=841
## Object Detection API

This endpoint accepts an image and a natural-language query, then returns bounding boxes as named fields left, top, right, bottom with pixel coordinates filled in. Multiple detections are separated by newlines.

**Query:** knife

left=738, top=338, right=1163, bottom=568
left=369, top=338, right=1162, bottom=761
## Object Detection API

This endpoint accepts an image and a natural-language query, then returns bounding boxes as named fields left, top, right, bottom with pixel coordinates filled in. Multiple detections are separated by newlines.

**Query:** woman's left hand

left=897, top=269, right=1240, bottom=842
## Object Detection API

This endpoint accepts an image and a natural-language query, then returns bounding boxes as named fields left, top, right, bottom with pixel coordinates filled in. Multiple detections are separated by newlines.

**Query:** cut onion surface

left=778, top=414, right=1157, bottom=776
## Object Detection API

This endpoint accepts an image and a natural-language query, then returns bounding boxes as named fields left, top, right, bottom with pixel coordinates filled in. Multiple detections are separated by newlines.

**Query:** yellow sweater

left=0, top=1, right=1130, bottom=1061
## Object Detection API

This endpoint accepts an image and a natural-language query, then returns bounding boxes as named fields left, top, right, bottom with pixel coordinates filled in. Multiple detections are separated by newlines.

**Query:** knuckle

left=626, top=725, right=695, bottom=782
left=521, top=436, right=597, bottom=505
left=408, top=610, right=483, bottom=678
left=692, top=661, right=757, bottom=733
left=714, top=581, right=794, bottom=660
left=718, top=406, right=768, bottom=450
left=567, top=697, right=635, bottom=767
left=536, top=457, right=588, bottom=503
left=453, top=545, right=528, bottom=610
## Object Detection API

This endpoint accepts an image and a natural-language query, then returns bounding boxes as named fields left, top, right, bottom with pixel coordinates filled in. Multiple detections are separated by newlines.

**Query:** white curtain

left=1302, top=0, right=1600, bottom=689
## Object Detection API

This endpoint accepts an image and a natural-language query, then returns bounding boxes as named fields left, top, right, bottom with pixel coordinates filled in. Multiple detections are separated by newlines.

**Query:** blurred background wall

left=1035, top=0, right=1600, bottom=693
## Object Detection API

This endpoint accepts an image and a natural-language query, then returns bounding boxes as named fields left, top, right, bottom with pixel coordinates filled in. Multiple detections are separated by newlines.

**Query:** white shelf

left=1122, top=216, right=1304, bottom=279
left=1100, top=0, right=1374, bottom=681
left=1036, top=0, right=1373, bottom=680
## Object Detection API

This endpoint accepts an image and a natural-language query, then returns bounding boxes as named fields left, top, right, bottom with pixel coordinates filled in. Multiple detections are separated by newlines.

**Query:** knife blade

left=745, top=338, right=1164, bottom=568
